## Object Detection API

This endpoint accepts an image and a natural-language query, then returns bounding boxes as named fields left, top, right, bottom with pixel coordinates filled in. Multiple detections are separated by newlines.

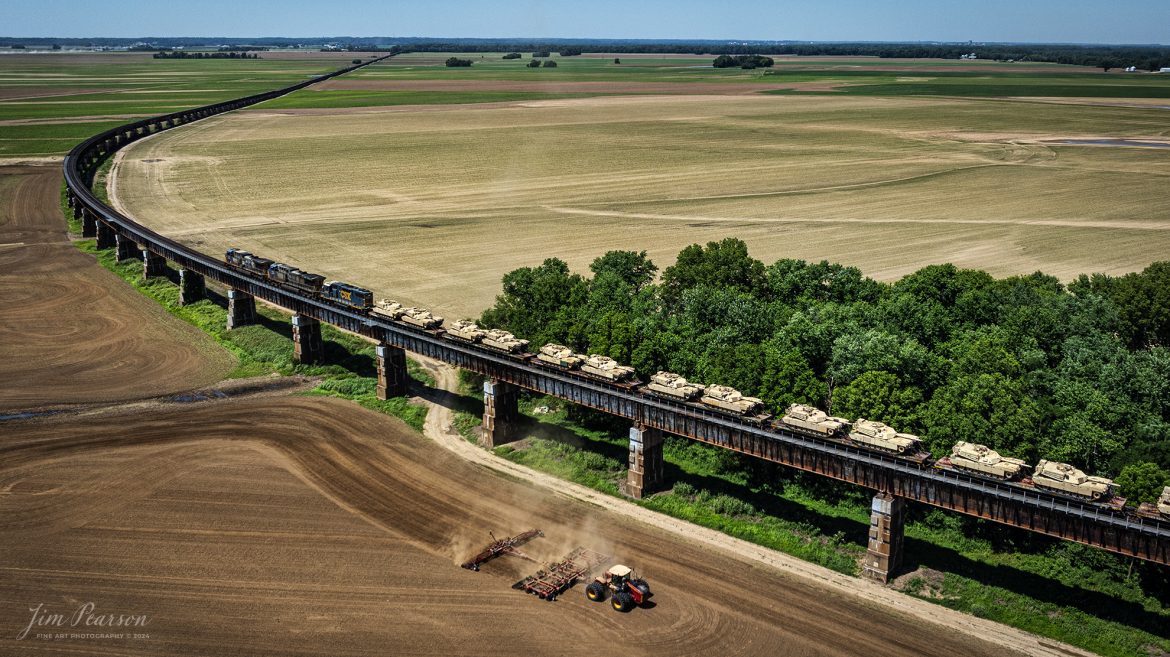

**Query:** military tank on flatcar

left=372, top=300, right=444, bottom=329
left=268, top=262, right=325, bottom=294
left=580, top=355, right=636, bottom=382
left=645, top=371, right=704, bottom=401
left=780, top=404, right=850, bottom=436
left=372, top=300, right=407, bottom=321
left=1158, top=486, right=1170, bottom=517
left=948, top=442, right=1029, bottom=480
left=321, top=280, right=373, bottom=311
left=445, top=320, right=485, bottom=343
left=848, top=419, right=923, bottom=455
left=482, top=329, right=529, bottom=354
left=700, top=384, right=764, bottom=416
left=537, top=344, right=583, bottom=369
left=1032, top=460, right=1116, bottom=501
left=402, top=307, right=443, bottom=329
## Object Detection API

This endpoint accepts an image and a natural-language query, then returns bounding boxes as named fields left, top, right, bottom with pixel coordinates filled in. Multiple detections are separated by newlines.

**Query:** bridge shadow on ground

left=412, top=380, right=483, bottom=418
left=899, top=532, right=1170, bottom=640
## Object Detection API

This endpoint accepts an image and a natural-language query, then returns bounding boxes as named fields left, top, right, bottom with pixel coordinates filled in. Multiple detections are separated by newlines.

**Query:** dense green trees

left=444, top=57, right=473, bottom=67
left=712, top=54, right=775, bottom=68
left=480, top=241, right=1170, bottom=480
left=1116, top=462, right=1170, bottom=503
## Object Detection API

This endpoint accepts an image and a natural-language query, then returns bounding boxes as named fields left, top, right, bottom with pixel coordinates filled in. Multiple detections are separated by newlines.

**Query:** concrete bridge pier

left=142, top=250, right=167, bottom=278
left=80, top=209, right=96, bottom=238
left=291, top=314, right=323, bottom=365
left=375, top=343, right=409, bottom=399
left=115, top=233, right=137, bottom=261
left=627, top=423, right=665, bottom=499
left=226, top=289, right=256, bottom=330
left=178, top=269, right=205, bottom=305
left=863, top=492, right=905, bottom=583
left=95, top=221, right=116, bottom=250
left=481, top=379, right=519, bottom=448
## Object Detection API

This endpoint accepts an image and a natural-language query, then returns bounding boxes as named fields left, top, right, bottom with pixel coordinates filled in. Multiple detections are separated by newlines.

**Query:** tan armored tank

left=580, top=355, right=636, bottom=382
left=1158, top=486, right=1170, bottom=517
left=780, top=403, right=850, bottom=436
left=848, top=419, right=923, bottom=454
left=645, top=371, right=704, bottom=401
left=446, top=319, right=485, bottom=342
left=537, top=343, right=583, bottom=368
left=1032, top=460, right=1115, bottom=500
left=372, top=299, right=407, bottom=320
left=700, top=384, right=764, bottom=416
left=949, top=441, right=1029, bottom=480
left=482, top=329, right=529, bottom=353
left=400, top=307, right=443, bottom=329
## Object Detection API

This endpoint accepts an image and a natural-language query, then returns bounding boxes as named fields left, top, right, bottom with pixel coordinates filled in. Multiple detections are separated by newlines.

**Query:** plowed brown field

left=0, top=165, right=233, bottom=411
left=0, top=397, right=1019, bottom=657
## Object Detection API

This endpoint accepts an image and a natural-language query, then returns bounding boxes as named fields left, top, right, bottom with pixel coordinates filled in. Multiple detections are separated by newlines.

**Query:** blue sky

left=6, top=0, right=1167, bottom=44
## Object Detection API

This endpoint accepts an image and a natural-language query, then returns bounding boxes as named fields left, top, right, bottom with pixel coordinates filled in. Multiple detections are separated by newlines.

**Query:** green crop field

left=0, top=51, right=370, bottom=157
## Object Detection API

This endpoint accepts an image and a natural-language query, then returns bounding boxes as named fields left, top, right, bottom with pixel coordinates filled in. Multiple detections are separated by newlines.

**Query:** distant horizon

left=6, top=1, right=1169, bottom=46
left=2, top=36, right=1167, bottom=48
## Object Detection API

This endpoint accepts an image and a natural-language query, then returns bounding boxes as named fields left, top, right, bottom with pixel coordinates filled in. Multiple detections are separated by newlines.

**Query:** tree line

left=713, top=54, right=775, bottom=68
left=479, top=240, right=1170, bottom=502
left=152, top=51, right=260, bottom=59
left=7, top=37, right=1167, bottom=70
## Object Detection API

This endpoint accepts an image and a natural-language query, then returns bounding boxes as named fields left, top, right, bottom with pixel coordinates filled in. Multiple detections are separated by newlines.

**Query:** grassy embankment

left=61, top=170, right=431, bottom=430
left=450, top=378, right=1170, bottom=657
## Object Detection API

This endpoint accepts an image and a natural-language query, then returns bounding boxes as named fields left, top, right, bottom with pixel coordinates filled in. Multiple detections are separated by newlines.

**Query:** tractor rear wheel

left=586, top=582, right=607, bottom=602
left=611, top=591, right=633, bottom=612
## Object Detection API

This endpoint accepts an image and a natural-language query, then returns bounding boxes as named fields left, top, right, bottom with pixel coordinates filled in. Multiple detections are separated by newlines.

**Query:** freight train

left=224, top=247, right=1167, bottom=517
left=226, top=248, right=373, bottom=311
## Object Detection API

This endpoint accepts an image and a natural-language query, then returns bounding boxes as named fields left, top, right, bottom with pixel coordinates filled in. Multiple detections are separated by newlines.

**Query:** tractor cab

left=606, top=564, right=632, bottom=586
left=586, top=564, right=652, bottom=612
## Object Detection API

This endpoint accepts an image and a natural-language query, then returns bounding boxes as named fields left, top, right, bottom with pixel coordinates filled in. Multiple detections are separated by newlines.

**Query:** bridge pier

left=226, top=289, right=256, bottom=329
left=376, top=343, right=409, bottom=399
left=178, top=269, right=205, bottom=305
left=95, top=221, right=115, bottom=249
left=291, top=314, right=323, bottom=365
left=481, top=379, right=519, bottom=448
left=627, top=424, right=665, bottom=499
left=143, top=250, right=167, bottom=278
left=80, top=209, right=96, bottom=237
left=863, top=492, right=905, bottom=583
left=114, top=233, right=137, bottom=261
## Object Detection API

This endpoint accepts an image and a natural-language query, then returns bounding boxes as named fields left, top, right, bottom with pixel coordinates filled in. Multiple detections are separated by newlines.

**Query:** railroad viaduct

left=63, top=56, right=1170, bottom=583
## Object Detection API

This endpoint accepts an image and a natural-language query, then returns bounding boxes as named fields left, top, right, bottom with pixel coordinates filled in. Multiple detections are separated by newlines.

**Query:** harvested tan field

left=0, top=396, right=1018, bottom=657
left=317, top=78, right=811, bottom=94
left=112, top=94, right=1170, bottom=318
left=0, top=165, right=233, bottom=411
